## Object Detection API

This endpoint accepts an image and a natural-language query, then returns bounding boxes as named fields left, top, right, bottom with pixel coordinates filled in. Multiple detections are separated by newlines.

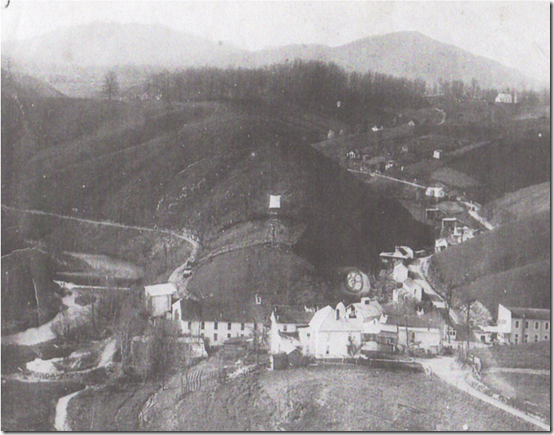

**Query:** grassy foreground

left=140, top=364, right=538, bottom=431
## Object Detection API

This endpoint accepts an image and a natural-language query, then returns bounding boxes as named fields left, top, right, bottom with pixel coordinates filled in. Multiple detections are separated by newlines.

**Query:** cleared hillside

left=447, top=118, right=550, bottom=203
left=1, top=87, right=435, bottom=316
left=431, top=210, right=550, bottom=314
left=186, top=245, right=332, bottom=315
left=4, top=91, right=432, bottom=274
left=484, top=182, right=550, bottom=226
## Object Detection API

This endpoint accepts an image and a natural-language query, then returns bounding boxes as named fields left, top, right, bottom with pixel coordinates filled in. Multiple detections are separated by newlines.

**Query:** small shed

left=270, top=353, right=289, bottom=370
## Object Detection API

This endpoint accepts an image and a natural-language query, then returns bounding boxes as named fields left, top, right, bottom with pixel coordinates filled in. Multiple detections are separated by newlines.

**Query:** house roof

left=402, top=278, right=422, bottom=291
left=507, top=307, right=550, bottom=321
left=437, top=201, right=465, bottom=215
left=367, top=156, right=387, bottom=165
left=384, top=312, right=444, bottom=329
left=273, top=306, right=315, bottom=325
left=348, top=300, right=383, bottom=320
left=310, top=305, right=363, bottom=332
left=180, top=298, right=266, bottom=323
left=145, top=282, right=177, bottom=297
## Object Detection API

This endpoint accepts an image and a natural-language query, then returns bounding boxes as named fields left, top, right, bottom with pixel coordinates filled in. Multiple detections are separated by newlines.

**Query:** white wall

left=149, top=295, right=172, bottom=317
left=179, top=320, right=262, bottom=346
left=313, top=330, right=362, bottom=358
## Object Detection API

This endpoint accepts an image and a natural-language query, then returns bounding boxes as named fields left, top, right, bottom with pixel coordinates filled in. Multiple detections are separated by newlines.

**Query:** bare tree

left=149, top=319, right=182, bottom=388
left=102, top=70, right=119, bottom=100
left=347, top=335, right=362, bottom=358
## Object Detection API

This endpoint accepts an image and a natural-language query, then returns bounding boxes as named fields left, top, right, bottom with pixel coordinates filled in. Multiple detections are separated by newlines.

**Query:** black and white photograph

left=1, top=0, right=550, bottom=431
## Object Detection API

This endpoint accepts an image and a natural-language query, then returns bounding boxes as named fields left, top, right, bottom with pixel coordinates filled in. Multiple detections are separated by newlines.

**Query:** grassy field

left=447, top=118, right=550, bottom=203
left=66, top=382, right=159, bottom=431
left=141, top=364, right=539, bottom=431
left=431, top=210, right=550, bottom=314
left=1, top=379, right=84, bottom=431
left=474, top=342, right=551, bottom=424
left=484, top=182, right=550, bottom=226
left=2, top=209, right=193, bottom=284
left=480, top=372, right=550, bottom=423
left=472, top=341, right=550, bottom=371
left=187, top=245, right=332, bottom=310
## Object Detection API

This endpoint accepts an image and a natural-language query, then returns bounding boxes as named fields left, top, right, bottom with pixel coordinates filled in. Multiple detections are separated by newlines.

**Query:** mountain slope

left=3, top=86, right=433, bottom=310
left=2, top=22, right=244, bottom=68
left=331, top=31, right=534, bottom=88
left=250, top=31, right=537, bottom=89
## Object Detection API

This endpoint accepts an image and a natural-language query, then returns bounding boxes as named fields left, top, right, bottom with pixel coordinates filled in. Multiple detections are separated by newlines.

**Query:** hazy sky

left=1, top=1, right=550, bottom=82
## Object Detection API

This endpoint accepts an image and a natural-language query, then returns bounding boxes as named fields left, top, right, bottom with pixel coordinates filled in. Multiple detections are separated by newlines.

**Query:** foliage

left=148, top=60, right=428, bottom=123
left=147, top=319, right=183, bottom=384
left=347, top=335, right=363, bottom=358
left=102, top=70, right=119, bottom=100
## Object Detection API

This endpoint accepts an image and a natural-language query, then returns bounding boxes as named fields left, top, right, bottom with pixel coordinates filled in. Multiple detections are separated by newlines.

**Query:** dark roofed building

left=171, top=295, right=266, bottom=347
left=272, top=305, right=316, bottom=325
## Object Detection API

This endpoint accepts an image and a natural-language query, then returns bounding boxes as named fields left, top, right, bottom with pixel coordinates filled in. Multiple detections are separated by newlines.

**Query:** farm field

left=140, top=364, right=540, bottom=431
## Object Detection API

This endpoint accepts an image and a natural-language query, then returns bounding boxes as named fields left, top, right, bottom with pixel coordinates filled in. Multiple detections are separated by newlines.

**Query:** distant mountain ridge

left=2, top=22, right=243, bottom=68
left=2, top=23, right=543, bottom=89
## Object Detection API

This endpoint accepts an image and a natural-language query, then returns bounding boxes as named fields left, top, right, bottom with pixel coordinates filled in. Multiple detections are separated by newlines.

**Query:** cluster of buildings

left=143, top=254, right=550, bottom=366
left=269, top=298, right=445, bottom=360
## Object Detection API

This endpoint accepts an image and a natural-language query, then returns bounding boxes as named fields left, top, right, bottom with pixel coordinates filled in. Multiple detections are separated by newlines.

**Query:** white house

left=433, top=149, right=443, bottom=159
left=345, top=297, right=383, bottom=322
left=496, top=304, right=550, bottom=344
left=385, top=314, right=443, bottom=354
left=379, top=246, right=415, bottom=264
left=495, top=93, right=517, bottom=104
left=269, top=306, right=315, bottom=355
left=144, top=283, right=177, bottom=317
left=425, top=186, right=445, bottom=199
left=308, top=303, right=363, bottom=358
left=392, top=262, right=410, bottom=283
left=393, top=278, right=423, bottom=302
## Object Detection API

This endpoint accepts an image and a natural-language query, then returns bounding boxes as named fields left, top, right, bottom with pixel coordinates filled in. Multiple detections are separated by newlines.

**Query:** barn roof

left=181, top=300, right=266, bottom=323
left=273, top=305, right=315, bottom=325
left=507, top=307, right=550, bottom=321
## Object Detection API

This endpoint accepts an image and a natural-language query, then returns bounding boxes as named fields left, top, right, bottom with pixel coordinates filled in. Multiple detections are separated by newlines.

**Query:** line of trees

left=146, top=60, right=428, bottom=119
left=430, top=76, right=550, bottom=106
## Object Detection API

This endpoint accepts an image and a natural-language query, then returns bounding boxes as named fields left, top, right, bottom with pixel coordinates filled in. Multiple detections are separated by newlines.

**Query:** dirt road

left=1, top=205, right=200, bottom=253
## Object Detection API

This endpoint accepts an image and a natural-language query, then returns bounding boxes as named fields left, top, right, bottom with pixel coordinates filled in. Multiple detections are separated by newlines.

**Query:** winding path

left=1, top=205, right=200, bottom=252
left=54, top=387, right=88, bottom=431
